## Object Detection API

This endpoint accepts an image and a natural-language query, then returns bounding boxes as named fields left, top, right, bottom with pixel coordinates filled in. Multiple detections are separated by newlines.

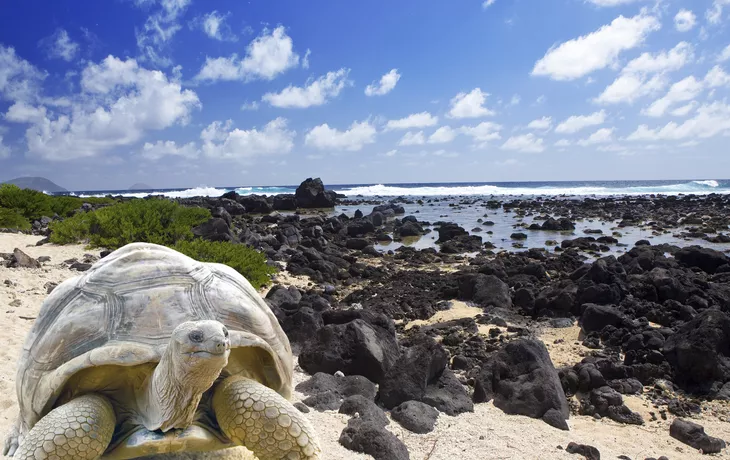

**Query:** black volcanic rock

left=474, top=339, right=569, bottom=429
left=295, top=177, right=337, bottom=208
left=663, top=309, right=730, bottom=394
left=670, top=419, right=726, bottom=454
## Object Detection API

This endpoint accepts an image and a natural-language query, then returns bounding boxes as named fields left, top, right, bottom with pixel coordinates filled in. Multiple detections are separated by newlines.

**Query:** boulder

left=299, top=316, right=400, bottom=384
left=675, top=246, right=730, bottom=274
left=239, top=195, right=273, bottom=214
left=296, top=372, right=377, bottom=402
left=391, top=401, right=438, bottom=434
left=192, top=218, right=235, bottom=242
left=458, top=274, right=512, bottom=310
left=541, top=217, right=576, bottom=231
left=378, top=334, right=448, bottom=408
left=339, top=421, right=409, bottom=460
left=273, top=194, right=297, bottom=211
left=669, top=418, right=726, bottom=454
left=295, top=178, right=337, bottom=208
left=473, top=339, right=569, bottom=429
left=663, top=309, right=730, bottom=393
left=580, top=304, right=626, bottom=334
left=436, top=223, right=468, bottom=243
left=339, top=395, right=389, bottom=428
left=421, top=368, right=473, bottom=416
left=10, top=248, right=40, bottom=269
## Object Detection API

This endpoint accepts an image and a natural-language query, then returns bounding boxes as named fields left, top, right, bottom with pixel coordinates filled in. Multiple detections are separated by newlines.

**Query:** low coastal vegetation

left=0, top=186, right=276, bottom=289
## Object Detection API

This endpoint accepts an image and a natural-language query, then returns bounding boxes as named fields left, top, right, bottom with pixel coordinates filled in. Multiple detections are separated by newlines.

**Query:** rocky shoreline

left=3, top=178, right=730, bottom=459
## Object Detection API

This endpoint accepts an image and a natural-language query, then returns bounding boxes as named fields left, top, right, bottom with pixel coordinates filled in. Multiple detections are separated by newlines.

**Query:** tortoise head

left=168, top=320, right=231, bottom=384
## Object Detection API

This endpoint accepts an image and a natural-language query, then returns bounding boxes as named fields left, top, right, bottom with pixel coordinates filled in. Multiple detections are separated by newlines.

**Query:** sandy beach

left=1, top=233, right=729, bottom=460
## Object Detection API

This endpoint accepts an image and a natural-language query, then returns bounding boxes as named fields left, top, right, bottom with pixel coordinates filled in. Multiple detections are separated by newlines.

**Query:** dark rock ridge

left=669, top=418, right=726, bottom=454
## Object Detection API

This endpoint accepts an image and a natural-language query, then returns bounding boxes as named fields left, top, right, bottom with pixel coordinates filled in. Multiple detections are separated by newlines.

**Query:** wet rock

left=541, top=217, right=576, bottom=231
left=346, top=238, right=370, bottom=250
left=192, top=217, right=235, bottom=242
left=69, top=261, right=92, bottom=271
left=437, top=223, right=468, bottom=243
left=669, top=418, right=726, bottom=454
left=44, top=281, right=58, bottom=294
left=580, top=386, right=643, bottom=425
left=474, top=339, right=569, bottom=429
left=391, top=401, right=439, bottom=434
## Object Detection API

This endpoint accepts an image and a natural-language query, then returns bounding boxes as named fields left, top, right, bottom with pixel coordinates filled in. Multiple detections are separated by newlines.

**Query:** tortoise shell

left=14, top=242, right=292, bottom=437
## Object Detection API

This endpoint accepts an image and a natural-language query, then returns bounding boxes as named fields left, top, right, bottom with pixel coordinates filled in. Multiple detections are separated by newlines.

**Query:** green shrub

left=0, top=184, right=52, bottom=221
left=49, top=198, right=210, bottom=249
left=49, top=196, right=83, bottom=217
left=0, top=208, right=31, bottom=230
left=173, top=239, right=276, bottom=289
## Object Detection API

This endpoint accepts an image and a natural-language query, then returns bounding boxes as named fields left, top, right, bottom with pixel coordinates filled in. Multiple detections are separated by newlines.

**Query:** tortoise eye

left=188, top=330, right=204, bottom=343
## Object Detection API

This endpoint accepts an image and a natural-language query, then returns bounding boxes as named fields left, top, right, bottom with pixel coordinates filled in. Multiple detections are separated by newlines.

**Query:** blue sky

left=0, top=0, right=729, bottom=190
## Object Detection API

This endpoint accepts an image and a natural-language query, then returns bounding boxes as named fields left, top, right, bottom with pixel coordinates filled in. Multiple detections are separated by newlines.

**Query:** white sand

left=1, top=233, right=728, bottom=460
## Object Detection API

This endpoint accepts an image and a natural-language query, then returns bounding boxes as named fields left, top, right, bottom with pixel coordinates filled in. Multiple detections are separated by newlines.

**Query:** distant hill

left=2, top=177, right=67, bottom=192
left=128, top=183, right=152, bottom=190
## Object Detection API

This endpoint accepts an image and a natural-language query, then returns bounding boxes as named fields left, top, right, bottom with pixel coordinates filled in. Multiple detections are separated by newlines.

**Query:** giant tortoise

left=3, top=242, right=321, bottom=459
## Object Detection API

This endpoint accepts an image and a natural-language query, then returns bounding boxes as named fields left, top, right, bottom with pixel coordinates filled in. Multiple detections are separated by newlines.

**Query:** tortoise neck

left=139, top=346, right=227, bottom=432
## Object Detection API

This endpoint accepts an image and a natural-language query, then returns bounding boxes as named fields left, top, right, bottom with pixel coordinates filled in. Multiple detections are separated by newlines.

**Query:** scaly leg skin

left=12, top=394, right=115, bottom=460
left=213, top=375, right=321, bottom=460
left=3, top=418, right=21, bottom=457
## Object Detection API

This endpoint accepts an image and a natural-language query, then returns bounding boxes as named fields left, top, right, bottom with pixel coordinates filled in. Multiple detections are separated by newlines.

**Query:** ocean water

left=59, top=179, right=730, bottom=199
left=49, top=179, right=730, bottom=256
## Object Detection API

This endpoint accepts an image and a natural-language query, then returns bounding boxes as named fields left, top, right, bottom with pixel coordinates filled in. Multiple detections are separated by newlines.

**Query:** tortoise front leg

left=213, top=375, right=321, bottom=460
left=13, top=394, right=115, bottom=460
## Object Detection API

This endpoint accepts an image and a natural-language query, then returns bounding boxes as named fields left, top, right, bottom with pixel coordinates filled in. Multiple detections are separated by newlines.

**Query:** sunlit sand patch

left=403, top=300, right=483, bottom=330
left=538, top=324, right=593, bottom=368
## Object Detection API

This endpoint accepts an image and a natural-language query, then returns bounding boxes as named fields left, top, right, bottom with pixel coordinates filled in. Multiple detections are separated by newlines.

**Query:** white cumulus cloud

left=198, top=10, right=237, bottom=41
left=42, top=29, right=80, bottom=62
left=0, top=135, right=10, bottom=159
left=196, top=26, right=300, bottom=82
left=141, top=140, right=199, bottom=160
left=501, top=133, right=545, bottom=153
left=532, top=11, right=660, bottom=81
left=460, top=121, right=503, bottom=147
left=202, top=118, right=295, bottom=160
left=628, top=101, right=730, bottom=141
left=9, top=56, right=200, bottom=161
left=447, top=88, right=495, bottom=119
left=262, top=69, right=350, bottom=108
left=577, top=127, right=614, bottom=146
left=398, top=131, right=426, bottom=146
left=596, top=42, right=693, bottom=105
left=719, top=45, right=730, bottom=63
left=527, top=116, right=552, bottom=131
left=642, top=76, right=704, bottom=118
left=305, top=120, right=377, bottom=151
left=365, top=69, right=401, bottom=96
left=428, top=126, right=457, bottom=144
left=0, top=45, right=46, bottom=103
left=555, top=110, right=606, bottom=134
left=385, top=112, right=438, bottom=131
left=674, top=10, right=697, bottom=32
